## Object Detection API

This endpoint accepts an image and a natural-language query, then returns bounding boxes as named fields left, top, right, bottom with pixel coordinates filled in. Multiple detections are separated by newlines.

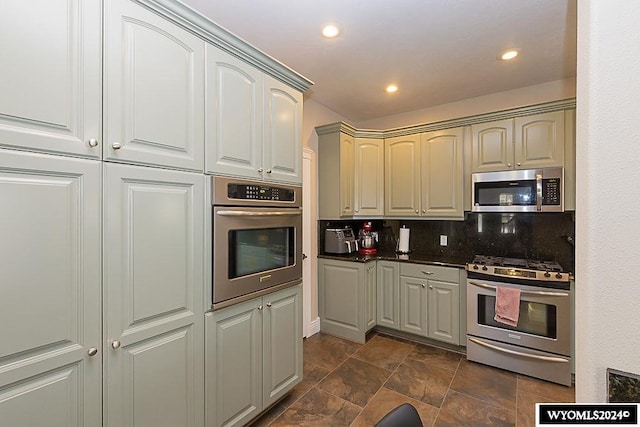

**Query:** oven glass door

left=213, top=206, right=302, bottom=306
left=477, top=295, right=557, bottom=339
left=230, top=227, right=294, bottom=278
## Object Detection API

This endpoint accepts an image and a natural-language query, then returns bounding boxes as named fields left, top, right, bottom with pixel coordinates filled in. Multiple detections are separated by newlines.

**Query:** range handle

left=468, top=281, right=569, bottom=297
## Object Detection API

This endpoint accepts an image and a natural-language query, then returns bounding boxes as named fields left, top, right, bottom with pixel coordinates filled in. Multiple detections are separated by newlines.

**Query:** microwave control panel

left=227, top=183, right=295, bottom=202
left=542, top=178, right=561, bottom=205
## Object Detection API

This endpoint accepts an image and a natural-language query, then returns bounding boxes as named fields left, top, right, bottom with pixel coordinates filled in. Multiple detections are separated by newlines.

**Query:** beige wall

left=575, top=1, right=640, bottom=401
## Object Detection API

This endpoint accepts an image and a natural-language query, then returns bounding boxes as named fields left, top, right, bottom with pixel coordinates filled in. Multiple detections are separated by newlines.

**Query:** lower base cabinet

left=205, top=284, right=302, bottom=427
left=318, top=259, right=377, bottom=343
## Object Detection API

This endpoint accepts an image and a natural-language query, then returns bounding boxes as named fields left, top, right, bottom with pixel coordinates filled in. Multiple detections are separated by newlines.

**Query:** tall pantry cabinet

left=1, top=0, right=207, bottom=426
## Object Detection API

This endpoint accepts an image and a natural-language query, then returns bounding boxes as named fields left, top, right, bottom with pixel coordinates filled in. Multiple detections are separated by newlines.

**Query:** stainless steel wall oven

left=211, top=176, right=302, bottom=309
left=466, top=256, right=572, bottom=386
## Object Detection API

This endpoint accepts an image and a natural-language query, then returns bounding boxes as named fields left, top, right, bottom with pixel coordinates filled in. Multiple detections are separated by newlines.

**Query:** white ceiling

left=181, top=0, right=577, bottom=123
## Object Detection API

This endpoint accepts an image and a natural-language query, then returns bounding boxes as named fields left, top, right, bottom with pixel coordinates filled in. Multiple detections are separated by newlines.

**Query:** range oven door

left=467, top=278, right=570, bottom=356
left=213, top=206, right=302, bottom=307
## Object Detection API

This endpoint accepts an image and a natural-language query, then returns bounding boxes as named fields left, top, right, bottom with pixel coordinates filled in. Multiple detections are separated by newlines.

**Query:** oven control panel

left=227, top=183, right=295, bottom=202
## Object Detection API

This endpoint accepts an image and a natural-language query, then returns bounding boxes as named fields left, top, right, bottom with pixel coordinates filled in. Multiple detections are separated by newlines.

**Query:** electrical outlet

left=440, top=235, right=448, bottom=246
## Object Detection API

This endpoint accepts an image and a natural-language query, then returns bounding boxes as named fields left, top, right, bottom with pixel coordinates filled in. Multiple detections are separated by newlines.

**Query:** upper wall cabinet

left=205, top=46, right=263, bottom=180
left=263, top=76, right=303, bottom=184
left=385, top=128, right=464, bottom=219
left=471, top=111, right=565, bottom=172
left=104, top=0, right=205, bottom=171
left=317, top=125, right=385, bottom=219
left=206, top=59, right=303, bottom=184
left=0, top=0, right=102, bottom=158
left=384, top=134, right=421, bottom=217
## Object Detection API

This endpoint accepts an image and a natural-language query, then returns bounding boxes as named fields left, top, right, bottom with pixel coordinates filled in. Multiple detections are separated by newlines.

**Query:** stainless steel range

left=466, top=255, right=572, bottom=386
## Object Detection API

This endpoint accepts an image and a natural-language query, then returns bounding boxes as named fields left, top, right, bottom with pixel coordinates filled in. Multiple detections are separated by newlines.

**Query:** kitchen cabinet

left=205, top=46, right=263, bottom=180
left=263, top=75, right=303, bottom=184
left=399, top=263, right=460, bottom=345
left=0, top=149, right=102, bottom=426
left=354, top=137, right=385, bottom=217
left=317, top=129, right=355, bottom=219
left=103, top=163, right=205, bottom=427
left=385, top=128, right=464, bottom=219
left=471, top=111, right=565, bottom=173
left=104, top=0, right=205, bottom=171
left=318, top=259, right=376, bottom=343
left=377, top=261, right=401, bottom=329
left=318, top=128, right=386, bottom=219
left=205, top=57, right=303, bottom=184
left=0, top=0, right=102, bottom=158
left=205, top=284, right=302, bottom=427
left=384, top=134, right=421, bottom=216
left=420, top=128, right=464, bottom=219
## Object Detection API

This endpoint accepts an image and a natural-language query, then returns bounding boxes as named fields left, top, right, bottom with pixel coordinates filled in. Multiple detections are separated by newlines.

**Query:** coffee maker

left=358, top=222, right=378, bottom=255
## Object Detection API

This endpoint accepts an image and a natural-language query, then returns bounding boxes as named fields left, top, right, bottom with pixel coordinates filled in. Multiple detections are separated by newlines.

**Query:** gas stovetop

left=467, top=255, right=569, bottom=283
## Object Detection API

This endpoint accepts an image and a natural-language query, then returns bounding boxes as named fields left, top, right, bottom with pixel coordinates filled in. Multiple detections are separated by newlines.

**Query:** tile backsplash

left=319, top=212, right=575, bottom=273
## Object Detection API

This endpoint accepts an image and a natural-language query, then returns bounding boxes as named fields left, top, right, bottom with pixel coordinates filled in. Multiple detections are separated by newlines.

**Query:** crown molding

left=135, top=0, right=314, bottom=92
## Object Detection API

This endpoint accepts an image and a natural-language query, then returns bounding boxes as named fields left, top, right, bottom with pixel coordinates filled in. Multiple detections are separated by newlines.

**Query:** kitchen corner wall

left=320, top=212, right=575, bottom=273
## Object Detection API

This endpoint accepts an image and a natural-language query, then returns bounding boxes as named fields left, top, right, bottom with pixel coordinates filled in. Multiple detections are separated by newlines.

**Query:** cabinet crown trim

left=136, top=0, right=313, bottom=92
left=316, top=98, right=576, bottom=138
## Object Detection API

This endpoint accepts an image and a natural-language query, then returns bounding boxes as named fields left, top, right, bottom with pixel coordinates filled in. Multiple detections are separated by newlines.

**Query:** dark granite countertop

left=317, top=250, right=470, bottom=269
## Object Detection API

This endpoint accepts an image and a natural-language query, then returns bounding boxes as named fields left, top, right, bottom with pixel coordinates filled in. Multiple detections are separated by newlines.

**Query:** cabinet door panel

left=428, top=280, right=460, bottom=345
left=340, top=134, right=355, bottom=216
left=377, top=262, right=400, bottom=329
left=515, top=111, right=565, bottom=168
left=385, top=136, right=420, bottom=216
left=104, top=163, right=204, bottom=427
left=263, top=285, right=302, bottom=408
left=354, top=138, right=384, bottom=216
left=0, top=0, right=101, bottom=158
left=400, top=277, right=427, bottom=337
left=421, top=128, right=463, bottom=218
left=206, top=301, right=262, bottom=427
left=104, top=0, right=205, bottom=170
left=206, top=46, right=263, bottom=178
left=471, top=120, right=514, bottom=172
left=263, top=76, right=302, bottom=183
left=0, top=150, right=101, bottom=426
left=365, top=265, right=377, bottom=330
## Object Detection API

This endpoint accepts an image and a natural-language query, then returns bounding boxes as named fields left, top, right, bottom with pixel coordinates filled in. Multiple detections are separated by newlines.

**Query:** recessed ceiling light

left=321, top=24, right=340, bottom=38
left=501, top=50, right=519, bottom=60
left=386, top=84, right=398, bottom=93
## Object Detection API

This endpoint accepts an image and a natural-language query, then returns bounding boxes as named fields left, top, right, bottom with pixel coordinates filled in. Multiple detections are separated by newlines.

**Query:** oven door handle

left=468, top=337, right=570, bottom=363
left=468, top=281, right=569, bottom=297
left=216, top=210, right=302, bottom=217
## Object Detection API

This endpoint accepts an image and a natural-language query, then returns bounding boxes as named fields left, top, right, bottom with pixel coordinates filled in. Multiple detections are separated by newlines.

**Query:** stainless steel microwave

left=472, top=167, right=563, bottom=212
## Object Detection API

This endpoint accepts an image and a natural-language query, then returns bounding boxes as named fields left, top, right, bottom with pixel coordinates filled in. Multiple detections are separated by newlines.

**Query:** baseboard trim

left=306, top=317, right=320, bottom=337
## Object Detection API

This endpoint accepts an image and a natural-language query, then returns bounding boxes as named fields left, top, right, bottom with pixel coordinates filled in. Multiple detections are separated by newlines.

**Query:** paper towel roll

left=398, top=227, right=410, bottom=253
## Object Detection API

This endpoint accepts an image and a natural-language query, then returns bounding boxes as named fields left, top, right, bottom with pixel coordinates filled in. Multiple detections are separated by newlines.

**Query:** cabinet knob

left=422, top=209, right=426, bottom=213
left=421, top=283, right=426, bottom=288
left=88, top=138, right=99, bottom=148
left=258, top=167, right=264, bottom=173
left=112, top=142, right=122, bottom=150
left=516, top=162, right=522, bottom=167
left=507, top=163, right=512, bottom=168
left=422, top=270, right=434, bottom=275
left=415, top=210, right=419, bottom=213
left=266, top=302, right=272, bottom=308
left=258, top=305, right=263, bottom=311
left=111, top=340, right=121, bottom=349
left=429, top=285, right=434, bottom=289
left=355, top=209, right=359, bottom=213
left=266, top=169, right=272, bottom=174
left=87, top=347, right=98, bottom=357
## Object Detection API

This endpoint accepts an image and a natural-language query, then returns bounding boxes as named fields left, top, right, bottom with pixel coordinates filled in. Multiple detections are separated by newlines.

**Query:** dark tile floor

left=250, top=332, right=575, bottom=427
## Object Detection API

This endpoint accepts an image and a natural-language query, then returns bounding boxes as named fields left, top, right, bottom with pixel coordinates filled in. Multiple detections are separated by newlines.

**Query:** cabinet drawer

left=400, top=263, right=459, bottom=282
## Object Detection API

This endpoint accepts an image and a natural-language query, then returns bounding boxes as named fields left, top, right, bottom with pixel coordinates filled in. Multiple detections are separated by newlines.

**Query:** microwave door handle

left=216, top=210, right=301, bottom=217
left=468, top=281, right=568, bottom=297
left=536, top=173, right=543, bottom=211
